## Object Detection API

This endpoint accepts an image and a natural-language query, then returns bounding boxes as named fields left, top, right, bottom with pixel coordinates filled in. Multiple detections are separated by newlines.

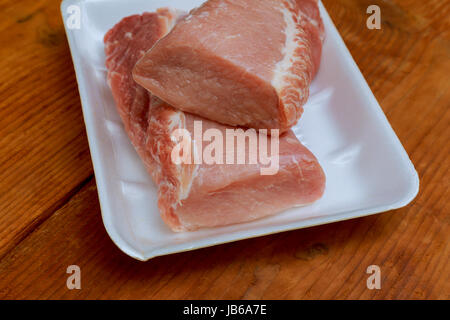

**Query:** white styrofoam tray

left=61, top=0, right=419, bottom=260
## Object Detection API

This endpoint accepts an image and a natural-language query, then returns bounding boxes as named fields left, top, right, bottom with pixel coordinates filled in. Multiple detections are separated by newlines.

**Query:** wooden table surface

left=0, top=0, right=448, bottom=300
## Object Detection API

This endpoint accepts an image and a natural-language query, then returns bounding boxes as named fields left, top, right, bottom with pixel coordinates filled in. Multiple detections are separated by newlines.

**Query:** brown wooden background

left=0, top=0, right=448, bottom=299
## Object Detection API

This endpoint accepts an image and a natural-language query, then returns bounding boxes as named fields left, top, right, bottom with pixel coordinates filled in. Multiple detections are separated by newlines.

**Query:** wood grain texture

left=0, top=0, right=448, bottom=299
left=0, top=0, right=93, bottom=259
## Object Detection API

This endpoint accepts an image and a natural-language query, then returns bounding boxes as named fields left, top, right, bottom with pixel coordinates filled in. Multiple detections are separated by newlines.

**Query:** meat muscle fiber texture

left=104, top=9, right=325, bottom=232
left=133, top=0, right=325, bottom=133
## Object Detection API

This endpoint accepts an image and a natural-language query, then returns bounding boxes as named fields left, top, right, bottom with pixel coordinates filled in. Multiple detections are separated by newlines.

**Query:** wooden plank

left=0, top=0, right=93, bottom=258
left=0, top=177, right=446, bottom=299
left=0, top=0, right=448, bottom=299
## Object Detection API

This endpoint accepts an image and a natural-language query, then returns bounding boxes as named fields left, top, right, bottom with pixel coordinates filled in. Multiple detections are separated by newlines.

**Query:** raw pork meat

left=133, top=0, right=325, bottom=133
left=104, top=9, right=325, bottom=231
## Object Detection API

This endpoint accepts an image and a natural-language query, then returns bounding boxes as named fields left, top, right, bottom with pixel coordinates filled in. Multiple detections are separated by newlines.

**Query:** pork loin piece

left=133, top=0, right=325, bottom=133
left=105, top=10, right=325, bottom=232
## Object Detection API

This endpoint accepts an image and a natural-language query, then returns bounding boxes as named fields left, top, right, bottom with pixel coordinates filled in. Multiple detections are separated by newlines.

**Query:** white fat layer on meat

left=299, top=11, right=319, bottom=27
left=271, top=1, right=314, bottom=121
left=167, top=111, right=183, bottom=133
left=167, top=112, right=198, bottom=204
left=158, top=8, right=185, bottom=34
left=271, top=2, right=304, bottom=94
left=151, top=10, right=198, bottom=206
left=298, top=10, right=325, bottom=42
left=291, top=155, right=305, bottom=180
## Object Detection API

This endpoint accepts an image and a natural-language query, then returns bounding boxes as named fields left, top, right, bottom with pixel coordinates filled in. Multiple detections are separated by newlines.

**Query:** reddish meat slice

left=104, top=9, right=325, bottom=232
left=133, top=0, right=325, bottom=133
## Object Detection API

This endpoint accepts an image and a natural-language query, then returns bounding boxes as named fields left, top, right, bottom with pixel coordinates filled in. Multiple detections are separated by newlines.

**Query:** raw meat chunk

left=104, top=9, right=325, bottom=231
left=133, top=0, right=325, bottom=132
